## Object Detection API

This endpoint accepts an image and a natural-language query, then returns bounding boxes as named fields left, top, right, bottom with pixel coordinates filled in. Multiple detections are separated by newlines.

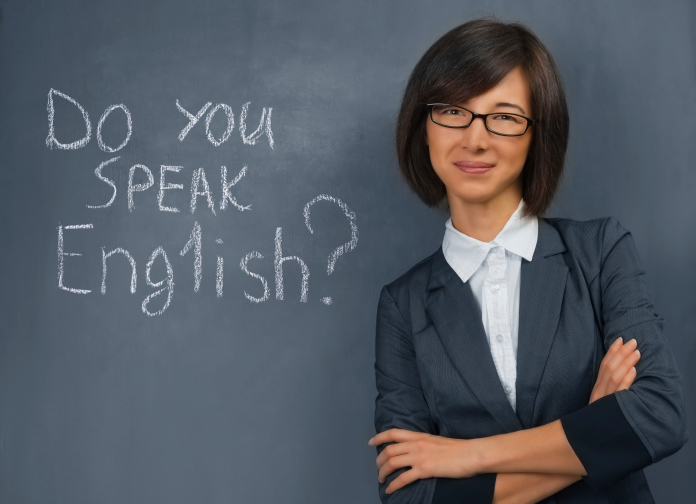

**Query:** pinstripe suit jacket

left=373, top=216, right=688, bottom=503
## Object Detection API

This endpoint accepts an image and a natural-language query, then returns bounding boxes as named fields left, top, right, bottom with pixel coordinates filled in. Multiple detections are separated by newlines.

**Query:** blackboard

left=1, top=1, right=694, bottom=502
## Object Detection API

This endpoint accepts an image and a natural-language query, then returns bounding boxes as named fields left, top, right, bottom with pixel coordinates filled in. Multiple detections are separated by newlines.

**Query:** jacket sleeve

left=373, top=284, right=497, bottom=504
left=560, top=217, right=689, bottom=492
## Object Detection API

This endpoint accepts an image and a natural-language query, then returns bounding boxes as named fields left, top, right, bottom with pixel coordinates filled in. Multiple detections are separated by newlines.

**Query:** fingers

left=369, top=428, right=428, bottom=447
left=375, top=440, right=411, bottom=470
left=378, top=453, right=414, bottom=485
left=605, top=338, right=639, bottom=387
left=385, top=465, right=422, bottom=494
left=604, top=338, right=636, bottom=374
left=591, top=337, right=641, bottom=402
left=595, top=336, right=624, bottom=386
left=601, top=338, right=638, bottom=386
left=610, top=348, right=640, bottom=391
left=369, top=429, right=432, bottom=489
left=617, top=365, right=637, bottom=391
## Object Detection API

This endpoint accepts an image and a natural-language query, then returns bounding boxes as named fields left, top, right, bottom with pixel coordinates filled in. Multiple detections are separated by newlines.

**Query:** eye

left=492, top=114, right=523, bottom=123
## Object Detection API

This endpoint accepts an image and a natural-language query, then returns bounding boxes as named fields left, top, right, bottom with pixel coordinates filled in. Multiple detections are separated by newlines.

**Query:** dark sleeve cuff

left=432, top=473, right=497, bottom=503
left=560, top=393, right=652, bottom=492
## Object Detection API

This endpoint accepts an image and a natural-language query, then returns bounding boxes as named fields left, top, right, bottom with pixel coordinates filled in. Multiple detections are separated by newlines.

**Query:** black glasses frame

left=425, top=103, right=537, bottom=137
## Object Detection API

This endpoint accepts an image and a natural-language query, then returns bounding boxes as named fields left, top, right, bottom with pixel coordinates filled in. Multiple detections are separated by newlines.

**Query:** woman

left=368, top=18, right=688, bottom=504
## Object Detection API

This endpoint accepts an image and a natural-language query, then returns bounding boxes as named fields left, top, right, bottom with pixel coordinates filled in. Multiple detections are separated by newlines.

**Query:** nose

left=461, top=116, right=490, bottom=151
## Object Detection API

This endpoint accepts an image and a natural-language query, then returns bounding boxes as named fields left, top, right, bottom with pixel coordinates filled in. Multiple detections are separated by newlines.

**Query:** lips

left=454, top=161, right=495, bottom=174
left=454, top=161, right=494, bottom=168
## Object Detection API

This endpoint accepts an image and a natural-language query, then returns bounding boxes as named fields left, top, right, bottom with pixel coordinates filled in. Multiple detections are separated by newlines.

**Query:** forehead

left=457, top=67, right=532, bottom=113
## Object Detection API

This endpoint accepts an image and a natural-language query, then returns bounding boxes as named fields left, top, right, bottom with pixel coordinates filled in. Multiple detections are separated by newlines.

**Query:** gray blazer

left=373, top=216, right=689, bottom=503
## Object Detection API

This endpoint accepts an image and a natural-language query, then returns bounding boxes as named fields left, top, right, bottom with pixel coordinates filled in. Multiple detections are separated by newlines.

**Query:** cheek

left=428, top=141, right=457, bottom=180
left=500, top=140, right=532, bottom=168
left=426, top=130, right=457, bottom=162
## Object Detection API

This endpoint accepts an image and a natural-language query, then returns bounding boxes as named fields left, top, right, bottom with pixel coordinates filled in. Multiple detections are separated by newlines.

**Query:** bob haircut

left=396, top=17, right=569, bottom=219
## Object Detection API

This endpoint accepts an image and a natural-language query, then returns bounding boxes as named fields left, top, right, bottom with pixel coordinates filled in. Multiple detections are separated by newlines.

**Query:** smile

left=454, top=161, right=494, bottom=174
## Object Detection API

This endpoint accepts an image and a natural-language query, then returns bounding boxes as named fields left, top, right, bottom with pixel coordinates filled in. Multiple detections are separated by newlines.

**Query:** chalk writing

left=49, top=88, right=357, bottom=315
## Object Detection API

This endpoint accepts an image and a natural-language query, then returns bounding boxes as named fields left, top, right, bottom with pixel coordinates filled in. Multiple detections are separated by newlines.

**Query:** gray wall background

left=0, top=0, right=694, bottom=502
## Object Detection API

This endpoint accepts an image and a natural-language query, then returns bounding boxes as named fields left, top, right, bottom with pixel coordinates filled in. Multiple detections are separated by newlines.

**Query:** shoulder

left=379, top=247, right=439, bottom=316
left=544, top=215, right=631, bottom=249
left=543, top=215, right=633, bottom=281
left=544, top=214, right=628, bottom=240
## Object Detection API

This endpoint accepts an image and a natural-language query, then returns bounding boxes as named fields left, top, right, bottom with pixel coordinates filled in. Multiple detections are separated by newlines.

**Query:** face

left=425, top=66, right=534, bottom=211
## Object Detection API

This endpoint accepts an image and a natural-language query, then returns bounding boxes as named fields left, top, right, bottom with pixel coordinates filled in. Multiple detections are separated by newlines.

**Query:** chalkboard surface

left=1, top=1, right=694, bottom=503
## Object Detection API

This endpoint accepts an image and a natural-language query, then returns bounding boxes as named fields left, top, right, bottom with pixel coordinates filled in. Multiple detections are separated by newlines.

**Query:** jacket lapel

left=425, top=217, right=568, bottom=433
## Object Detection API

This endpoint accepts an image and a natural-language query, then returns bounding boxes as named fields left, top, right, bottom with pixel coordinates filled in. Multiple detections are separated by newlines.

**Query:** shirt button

left=496, top=334, right=503, bottom=343
left=503, top=384, right=512, bottom=394
left=491, top=284, right=500, bottom=292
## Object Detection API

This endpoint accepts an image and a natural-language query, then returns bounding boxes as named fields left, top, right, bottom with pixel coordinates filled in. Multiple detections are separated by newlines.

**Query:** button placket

left=484, top=245, right=517, bottom=411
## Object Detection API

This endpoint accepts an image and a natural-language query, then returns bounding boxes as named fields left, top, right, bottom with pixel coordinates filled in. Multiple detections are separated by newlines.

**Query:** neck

left=448, top=190, right=523, bottom=243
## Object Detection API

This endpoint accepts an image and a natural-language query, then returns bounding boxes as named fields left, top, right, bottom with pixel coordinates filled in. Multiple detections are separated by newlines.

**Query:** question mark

left=304, top=194, right=358, bottom=305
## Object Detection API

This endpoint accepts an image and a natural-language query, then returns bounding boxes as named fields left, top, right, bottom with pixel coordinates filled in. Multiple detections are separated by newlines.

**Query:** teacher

left=368, top=17, right=688, bottom=503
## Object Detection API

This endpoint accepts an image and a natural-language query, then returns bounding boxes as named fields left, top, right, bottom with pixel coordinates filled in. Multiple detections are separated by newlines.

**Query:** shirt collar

left=442, top=198, right=539, bottom=283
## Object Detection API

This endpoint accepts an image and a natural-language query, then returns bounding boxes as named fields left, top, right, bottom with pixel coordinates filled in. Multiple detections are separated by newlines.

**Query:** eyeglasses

left=425, top=103, right=537, bottom=137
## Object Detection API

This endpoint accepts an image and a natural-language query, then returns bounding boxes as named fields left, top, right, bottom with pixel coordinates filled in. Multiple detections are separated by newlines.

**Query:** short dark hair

left=395, top=17, right=569, bottom=218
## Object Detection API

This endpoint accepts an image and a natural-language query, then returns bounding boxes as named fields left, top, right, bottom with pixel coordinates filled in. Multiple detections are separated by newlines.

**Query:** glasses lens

left=430, top=104, right=472, bottom=127
left=486, top=113, right=527, bottom=135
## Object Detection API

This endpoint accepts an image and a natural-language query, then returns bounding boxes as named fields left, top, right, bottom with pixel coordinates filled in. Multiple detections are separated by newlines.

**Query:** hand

left=589, top=337, right=640, bottom=404
left=367, top=429, right=481, bottom=494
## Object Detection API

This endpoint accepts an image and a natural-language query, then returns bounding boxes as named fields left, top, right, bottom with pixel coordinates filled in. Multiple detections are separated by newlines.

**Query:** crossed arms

left=370, top=337, right=642, bottom=503
left=371, top=218, right=688, bottom=503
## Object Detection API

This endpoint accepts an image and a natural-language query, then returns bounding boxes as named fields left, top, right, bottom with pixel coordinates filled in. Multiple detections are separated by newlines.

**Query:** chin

left=452, top=179, right=494, bottom=193
left=449, top=189, right=497, bottom=205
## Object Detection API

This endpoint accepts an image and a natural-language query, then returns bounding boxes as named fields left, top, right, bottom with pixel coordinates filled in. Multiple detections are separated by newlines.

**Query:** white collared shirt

left=441, top=198, right=538, bottom=412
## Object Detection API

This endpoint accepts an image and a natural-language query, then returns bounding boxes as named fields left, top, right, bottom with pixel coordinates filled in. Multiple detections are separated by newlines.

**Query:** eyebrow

left=494, top=102, right=527, bottom=115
